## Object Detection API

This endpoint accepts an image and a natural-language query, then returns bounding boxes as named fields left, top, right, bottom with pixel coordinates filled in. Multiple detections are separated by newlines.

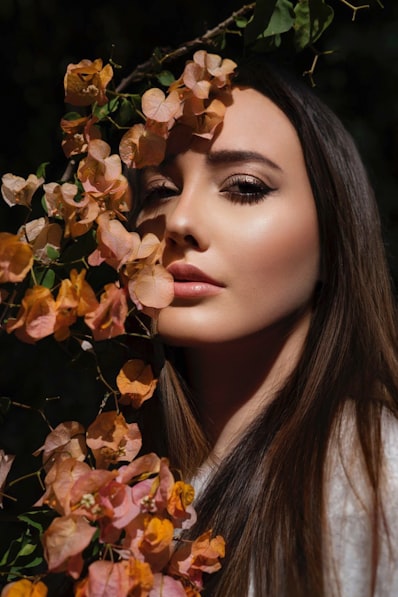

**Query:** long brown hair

left=137, top=60, right=398, bottom=596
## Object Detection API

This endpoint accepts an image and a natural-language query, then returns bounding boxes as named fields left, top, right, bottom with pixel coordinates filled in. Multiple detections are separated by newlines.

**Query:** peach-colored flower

left=0, top=449, right=15, bottom=509
left=0, top=579, right=48, bottom=597
left=84, top=282, right=128, bottom=340
left=0, top=232, right=34, bottom=283
left=43, top=181, right=100, bottom=238
left=18, top=218, right=63, bottom=265
left=6, top=286, right=56, bottom=343
left=86, top=411, right=142, bottom=469
left=149, top=574, right=186, bottom=597
left=119, top=123, right=166, bottom=169
left=88, top=211, right=141, bottom=271
left=33, top=421, right=87, bottom=472
left=141, top=88, right=183, bottom=124
left=1, top=173, right=44, bottom=208
left=64, top=58, right=113, bottom=107
left=77, top=139, right=131, bottom=216
left=76, top=558, right=153, bottom=597
left=117, top=359, right=158, bottom=408
left=36, top=457, right=91, bottom=515
left=123, top=235, right=174, bottom=311
left=42, top=514, right=96, bottom=579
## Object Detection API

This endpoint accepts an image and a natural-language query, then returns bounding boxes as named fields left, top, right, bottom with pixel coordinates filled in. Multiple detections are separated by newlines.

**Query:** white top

left=191, top=408, right=398, bottom=596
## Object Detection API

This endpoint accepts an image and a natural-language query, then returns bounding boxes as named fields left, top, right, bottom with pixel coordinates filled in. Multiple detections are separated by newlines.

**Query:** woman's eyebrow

left=206, top=149, right=282, bottom=172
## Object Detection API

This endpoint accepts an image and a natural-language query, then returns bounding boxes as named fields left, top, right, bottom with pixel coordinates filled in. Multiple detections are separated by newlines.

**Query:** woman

left=134, top=60, right=398, bottom=596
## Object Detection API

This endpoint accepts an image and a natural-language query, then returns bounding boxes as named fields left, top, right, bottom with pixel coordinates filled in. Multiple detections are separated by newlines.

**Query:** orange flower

left=35, top=457, right=91, bottom=515
left=84, top=282, right=128, bottom=340
left=6, top=286, right=56, bottom=343
left=0, top=232, right=34, bottom=283
left=0, top=579, right=48, bottom=597
left=88, top=211, right=141, bottom=271
left=54, top=269, right=98, bottom=341
left=141, top=88, right=183, bottom=124
left=18, top=218, right=63, bottom=265
left=64, top=58, right=113, bottom=107
left=86, top=411, right=142, bottom=469
left=119, top=123, right=166, bottom=169
left=116, top=359, right=158, bottom=408
left=1, top=173, right=44, bottom=208
left=60, top=115, right=101, bottom=158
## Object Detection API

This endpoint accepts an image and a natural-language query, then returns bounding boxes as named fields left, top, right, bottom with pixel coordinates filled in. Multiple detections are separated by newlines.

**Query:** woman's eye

left=221, top=175, right=275, bottom=204
left=142, top=183, right=178, bottom=204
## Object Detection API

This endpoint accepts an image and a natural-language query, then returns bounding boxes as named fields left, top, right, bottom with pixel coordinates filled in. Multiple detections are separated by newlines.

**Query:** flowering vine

left=0, top=1, right=383, bottom=595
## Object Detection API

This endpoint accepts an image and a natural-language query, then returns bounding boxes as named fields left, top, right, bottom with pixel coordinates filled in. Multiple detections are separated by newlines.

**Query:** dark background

left=0, top=0, right=397, bottom=560
left=0, top=0, right=397, bottom=279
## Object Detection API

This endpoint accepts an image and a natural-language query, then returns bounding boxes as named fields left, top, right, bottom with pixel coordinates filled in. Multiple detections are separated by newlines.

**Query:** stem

left=337, top=0, right=370, bottom=21
left=115, top=3, right=255, bottom=92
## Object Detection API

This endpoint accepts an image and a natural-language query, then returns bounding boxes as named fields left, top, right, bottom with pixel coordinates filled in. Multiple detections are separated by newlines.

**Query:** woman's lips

left=166, top=263, right=224, bottom=299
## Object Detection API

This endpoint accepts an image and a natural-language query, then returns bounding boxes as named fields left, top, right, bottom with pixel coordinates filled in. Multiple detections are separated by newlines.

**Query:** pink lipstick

left=167, top=263, right=224, bottom=299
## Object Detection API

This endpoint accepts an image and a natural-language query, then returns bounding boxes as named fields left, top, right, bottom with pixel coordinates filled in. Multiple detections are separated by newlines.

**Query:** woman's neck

left=183, top=311, right=311, bottom=461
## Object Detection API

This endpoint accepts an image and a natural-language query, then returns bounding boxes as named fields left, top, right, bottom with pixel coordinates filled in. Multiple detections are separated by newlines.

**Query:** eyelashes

left=141, top=174, right=275, bottom=207
left=220, top=174, right=275, bottom=204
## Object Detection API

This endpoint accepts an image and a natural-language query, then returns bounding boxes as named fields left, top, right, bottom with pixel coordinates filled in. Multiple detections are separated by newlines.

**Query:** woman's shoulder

left=324, top=406, right=398, bottom=597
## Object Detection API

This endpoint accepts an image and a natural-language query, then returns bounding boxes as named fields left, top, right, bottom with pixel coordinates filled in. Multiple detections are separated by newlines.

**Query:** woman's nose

left=164, top=187, right=209, bottom=252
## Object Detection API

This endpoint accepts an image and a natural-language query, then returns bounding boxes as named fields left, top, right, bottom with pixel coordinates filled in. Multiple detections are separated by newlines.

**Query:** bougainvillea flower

left=77, top=139, right=130, bottom=214
left=33, top=421, right=87, bottom=472
left=123, top=235, right=174, bottom=311
left=0, top=450, right=15, bottom=509
left=86, top=411, right=142, bottom=469
left=191, top=50, right=237, bottom=88
left=169, top=530, right=225, bottom=590
left=6, top=286, right=57, bottom=343
left=75, top=558, right=153, bottom=597
left=1, top=173, right=44, bottom=208
left=18, top=218, right=63, bottom=265
left=61, top=115, right=101, bottom=158
left=0, top=232, right=34, bottom=283
left=43, top=181, right=100, bottom=238
left=116, top=452, right=161, bottom=486
left=116, top=359, right=158, bottom=408
left=36, top=457, right=90, bottom=514
left=69, top=468, right=118, bottom=520
left=84, top=282, right=128, bottom=340
left=142, top=88, right=183, bottom=124
left=64, top=58, right=113, bottom=107
left=119, top=123, right=167, bottom=169
left=149, top=574, right=186, bottom=597
left=54, top=269, right=98, bottom=341
left=154, top=459, right=196, bottom=529
left=42, top=514, right=96, bottom=579
left=88, top=211, right=141, bottom=271
left=0, top=579, right=48, bottom=597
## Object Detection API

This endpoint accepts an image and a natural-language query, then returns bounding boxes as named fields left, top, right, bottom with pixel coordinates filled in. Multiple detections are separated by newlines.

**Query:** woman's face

left=137, top=87, right=320, bottom=346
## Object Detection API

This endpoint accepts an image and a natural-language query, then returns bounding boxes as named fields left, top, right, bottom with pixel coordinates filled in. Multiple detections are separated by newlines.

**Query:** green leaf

left=93, top=96, right=120, bottom=121
left=156, top=70, right=175, bottom=87
left=18, top=509, right=54, bottom=532
left=62, top=111, right=84, bottom=121
left=235, top=15, right=250, bottom=28
left=46, top=245, right=60, bottom=261
left=294, top=0, right=334, bottom=51
left=18, top=542, right=37, bottom=557
left=116, top=97, right=136, bottom=126
left=37, top=268, right=55, bottom=289
left=36, top=162, right=50, bottom=179
left=244, top=0, right=278, bottom=45
left=259, top=0, right=295, bottom=39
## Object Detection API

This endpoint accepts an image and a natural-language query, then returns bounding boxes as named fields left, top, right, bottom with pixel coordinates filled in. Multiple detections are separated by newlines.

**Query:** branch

left=115, top=3, right=255, bottom=93
left=338, top=0, right=370, bottom=21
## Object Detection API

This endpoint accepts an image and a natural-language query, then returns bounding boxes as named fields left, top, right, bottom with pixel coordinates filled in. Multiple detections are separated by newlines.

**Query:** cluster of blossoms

left=0, top=50, right=236, bottom=596
left=1, top=410, right=225, bottom=596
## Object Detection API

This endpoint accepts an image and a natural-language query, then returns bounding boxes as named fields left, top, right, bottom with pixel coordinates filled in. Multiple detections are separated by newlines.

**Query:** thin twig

left=115, top=3, right=255, bottom=93
left=338, top=0, right=370, bottom=21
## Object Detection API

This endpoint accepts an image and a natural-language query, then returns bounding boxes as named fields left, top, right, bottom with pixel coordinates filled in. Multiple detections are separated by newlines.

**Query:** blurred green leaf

left=93, top=96, right=120, bottom=121
left=36, top=162, right=50, bottom=179
left=294, top=0, right=334, bottom=51
left=244, top=0, right=278, bottom=45
left=156, top=70, right=175, bottom=87
left=46, top=245, right=60, bottom=261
